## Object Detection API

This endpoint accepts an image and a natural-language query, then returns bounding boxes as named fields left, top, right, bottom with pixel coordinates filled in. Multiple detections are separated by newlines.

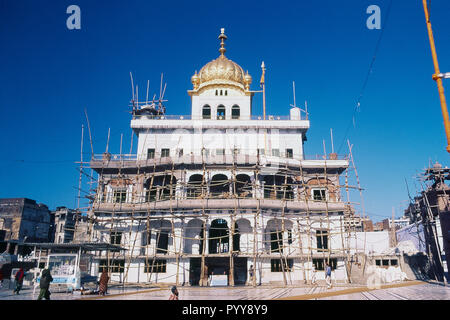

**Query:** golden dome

left=198, top=55, right=245, bottom=87
left=193, top=28, right=250, bottom=92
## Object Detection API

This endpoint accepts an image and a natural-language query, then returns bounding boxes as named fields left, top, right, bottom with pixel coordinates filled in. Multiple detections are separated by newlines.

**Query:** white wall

left=137, top=128, right=304, bottom=160
left=347, top=231, right=391, bottom=254
left=191, top=86, right=252, bottom=120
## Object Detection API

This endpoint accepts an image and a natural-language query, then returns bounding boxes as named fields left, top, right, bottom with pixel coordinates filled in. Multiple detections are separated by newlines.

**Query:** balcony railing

left=131, top=114, right=307, bottom=121
left=91, top=152, right=348, bottom=162
left=302, top=154, right=349, bottom=161
left=96, top=191, right=341, bottom=205
left=92, top=154, right=137, bottom=161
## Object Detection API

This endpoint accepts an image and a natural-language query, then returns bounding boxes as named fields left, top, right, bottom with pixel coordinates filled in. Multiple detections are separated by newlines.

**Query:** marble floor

left=1, top=280, right=448, bottom=300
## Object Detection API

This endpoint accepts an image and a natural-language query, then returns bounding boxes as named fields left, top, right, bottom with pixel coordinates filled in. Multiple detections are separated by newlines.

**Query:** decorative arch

left=305, top=178, right=337, bottom=201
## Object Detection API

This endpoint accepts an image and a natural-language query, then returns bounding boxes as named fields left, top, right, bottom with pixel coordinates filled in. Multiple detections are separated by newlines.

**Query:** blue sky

left=1, top=0, right=449, bottom=221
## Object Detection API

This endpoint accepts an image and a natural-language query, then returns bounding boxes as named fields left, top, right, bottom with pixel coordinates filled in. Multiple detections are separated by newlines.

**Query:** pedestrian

left=325, top=262, right=332, bottom=289
left=13, top=268, right=25, bottom=295
left=311, top=265, right=317, bottom=285
left=169, top=285, right=179, bottom=300
left=208, top=271, right=213, bottom=286
left=98, top=270, right=109, bottom=296
left=248, top=265, right=254, bottom=286
left=37, top=268, right=53, bottom=300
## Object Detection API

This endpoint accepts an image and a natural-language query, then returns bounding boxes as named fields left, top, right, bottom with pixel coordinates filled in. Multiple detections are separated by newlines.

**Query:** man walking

left=37, top=268, right=53, bottom=300
left=311, top=264, right=317, bottom=285
left=325, top=262, right=332, bottom=289
left=248, top=265, right=254, bottom=286
left=13, top=268, right=25, bottom=295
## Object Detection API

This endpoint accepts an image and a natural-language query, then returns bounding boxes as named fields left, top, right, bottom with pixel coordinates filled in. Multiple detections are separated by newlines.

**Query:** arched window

left=145, top=175, right=177, bottom=202
left=209, top=219, right=229, bottom=254
left=215, top=90, right=218, bottom=96
left=263, top=173, right=293, bottom=200
left=187, top=174, right=205, bottom=199
left=225, top=90, right=228, bottom=96
left=232, top=105, right=240, bottom=119
left=210, top=174, right=229, bottom=197
left=234, top=174, right=252, bottom=198
left=220, top=90, right=223, bottom=96
left=202, top=105, right=211, bottom=119
left=217, top=105, right=226, bottom=120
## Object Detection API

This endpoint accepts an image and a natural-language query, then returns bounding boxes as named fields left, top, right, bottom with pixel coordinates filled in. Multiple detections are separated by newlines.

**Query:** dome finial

left=219, top=28, right=227, bottom=56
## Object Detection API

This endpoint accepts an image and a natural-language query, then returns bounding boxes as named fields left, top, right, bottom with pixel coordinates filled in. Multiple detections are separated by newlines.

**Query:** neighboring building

left=402, top=162, right=450, bottom=282
left=388, top=216, right=410, bottom=230
left=80, top=29, right=357, bottom=286
left=72, top=214, right=92, bottom=243
left=343, top=215, right=373, bottom=232
left=373, top=222, right=384, bottom=232
left=362, top=219, right=374, bottom=232
left=0, top=198, right=51, bottom=243
left=53, top=207, right=76, bottom=244
left=382, top=219, right=390, bottom=231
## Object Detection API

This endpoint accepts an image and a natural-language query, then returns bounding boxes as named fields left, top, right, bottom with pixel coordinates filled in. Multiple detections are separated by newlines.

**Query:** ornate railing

left=131, top=114, right=306, bottom=121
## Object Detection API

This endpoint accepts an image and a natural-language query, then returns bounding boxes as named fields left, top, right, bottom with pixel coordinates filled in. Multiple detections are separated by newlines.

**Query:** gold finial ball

left=191, top=72, right=200, bottom=89
left=244, top=72, right=252, bottom=84
left=244, top=71, right=252, bottom=90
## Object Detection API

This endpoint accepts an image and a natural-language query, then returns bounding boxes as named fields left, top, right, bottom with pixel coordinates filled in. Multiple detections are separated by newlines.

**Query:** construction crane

left=422, top=0, right=450, bottom=153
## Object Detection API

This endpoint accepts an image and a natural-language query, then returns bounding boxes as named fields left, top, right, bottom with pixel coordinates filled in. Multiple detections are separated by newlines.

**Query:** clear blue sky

left=1, top=0, right=449, bottom=222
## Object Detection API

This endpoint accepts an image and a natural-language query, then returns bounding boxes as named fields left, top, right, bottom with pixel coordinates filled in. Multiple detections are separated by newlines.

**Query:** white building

left=85, top=29, right=355, bottom=286
left=53, top=207, right=76, bottom=244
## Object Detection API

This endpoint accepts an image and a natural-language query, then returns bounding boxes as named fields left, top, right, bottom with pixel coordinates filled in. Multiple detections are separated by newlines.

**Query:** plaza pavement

left=0, top=280, right=449, bottom=300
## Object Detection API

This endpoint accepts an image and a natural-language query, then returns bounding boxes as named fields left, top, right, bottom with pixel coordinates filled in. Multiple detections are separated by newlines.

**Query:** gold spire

left=260, top=61, right=266, bottom=86
left=191, top=28, right=250, bottom=92
left=219, top=28, right=227, bottom=56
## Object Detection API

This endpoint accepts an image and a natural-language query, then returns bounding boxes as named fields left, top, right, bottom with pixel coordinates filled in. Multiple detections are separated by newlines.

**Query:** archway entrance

left=209, top=219, right=229, bottom=254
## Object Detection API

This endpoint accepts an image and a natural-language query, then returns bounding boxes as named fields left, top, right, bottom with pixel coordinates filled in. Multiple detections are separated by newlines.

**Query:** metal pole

left=423, top=0, right=450, bottom=153
left=261, top=62, right=266, bottom=120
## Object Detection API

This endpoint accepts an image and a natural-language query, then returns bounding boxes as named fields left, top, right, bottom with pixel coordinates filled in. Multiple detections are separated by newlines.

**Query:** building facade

left=53, top=206, right=76, bottom=244
left=0, top=198, right=52, bottom=253
left=403, top=162, right=450, bottom=282
left=84, top=30, right=356, bottom=285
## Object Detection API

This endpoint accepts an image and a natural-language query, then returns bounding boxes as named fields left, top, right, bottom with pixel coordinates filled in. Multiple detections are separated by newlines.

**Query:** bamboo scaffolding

left=73, top=136, right=368, bottom=287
